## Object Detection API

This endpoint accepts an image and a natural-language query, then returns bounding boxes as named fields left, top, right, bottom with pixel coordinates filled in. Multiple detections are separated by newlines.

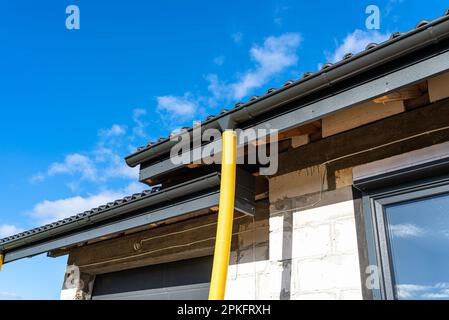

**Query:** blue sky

left=387, top=194, right=449, bottom=299
left=0, top=0, right=447, bottom=299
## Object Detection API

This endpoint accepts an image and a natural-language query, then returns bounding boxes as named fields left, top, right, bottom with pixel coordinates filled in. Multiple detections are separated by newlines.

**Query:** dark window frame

left=359, top=161, right=449, bottom=299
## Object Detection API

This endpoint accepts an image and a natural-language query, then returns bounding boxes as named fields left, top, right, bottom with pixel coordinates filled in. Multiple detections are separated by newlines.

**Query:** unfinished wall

left=264, top=99, right=449, bottom=300
left=428, top=71, right=449, bottom=103
left=267, top=167, right=362, bottom=300
left=225, top=212, right=271, bottom=300
left=60, top=265, right=95, bottom=300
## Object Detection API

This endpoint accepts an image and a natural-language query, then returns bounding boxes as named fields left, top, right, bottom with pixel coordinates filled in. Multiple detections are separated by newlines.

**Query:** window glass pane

left=385, top=192, right=449, bottom=300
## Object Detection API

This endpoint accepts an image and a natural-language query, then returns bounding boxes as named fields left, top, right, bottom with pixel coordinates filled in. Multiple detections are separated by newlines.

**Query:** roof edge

left=0, top=173, right=221, bottom=252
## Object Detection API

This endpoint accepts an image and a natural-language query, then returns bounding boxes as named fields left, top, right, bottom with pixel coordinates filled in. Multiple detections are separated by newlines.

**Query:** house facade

left=2, top=11, right=449, bottom=300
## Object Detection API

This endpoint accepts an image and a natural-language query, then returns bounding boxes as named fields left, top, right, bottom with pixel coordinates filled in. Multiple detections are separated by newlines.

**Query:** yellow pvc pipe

left=208, top=130, right=237, bottom=300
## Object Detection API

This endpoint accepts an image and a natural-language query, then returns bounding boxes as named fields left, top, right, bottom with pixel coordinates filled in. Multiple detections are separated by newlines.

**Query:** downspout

left=208, top=130, right=237, bottom=300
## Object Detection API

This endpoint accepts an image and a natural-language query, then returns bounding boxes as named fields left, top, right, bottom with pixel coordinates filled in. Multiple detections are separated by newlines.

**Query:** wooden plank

left=373, top=84, right=424, bottom=103
left=277, top=121, right=321, bottom=141
left=276, top=99, right=449, bottom=177
left=253, top=120, right=321, bottom=146
left=429, top=71, right=449, bottom=103
left=322, top=101, right=405, bottom=138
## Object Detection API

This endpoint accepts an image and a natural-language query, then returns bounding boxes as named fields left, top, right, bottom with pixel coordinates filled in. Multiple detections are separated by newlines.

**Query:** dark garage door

left=91, top=256, right=213, bottom=300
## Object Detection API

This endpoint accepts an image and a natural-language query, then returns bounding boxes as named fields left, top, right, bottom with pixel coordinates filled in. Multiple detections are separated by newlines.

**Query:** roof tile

left=0, top=186, right=156, bottom=245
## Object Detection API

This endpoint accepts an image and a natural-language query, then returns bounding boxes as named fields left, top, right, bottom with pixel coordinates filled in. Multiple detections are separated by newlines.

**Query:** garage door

left=91, top=256, right=213, bottom=300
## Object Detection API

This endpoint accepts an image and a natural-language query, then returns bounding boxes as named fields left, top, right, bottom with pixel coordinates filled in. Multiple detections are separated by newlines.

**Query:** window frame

left=362, top=173, right=449, bottom=300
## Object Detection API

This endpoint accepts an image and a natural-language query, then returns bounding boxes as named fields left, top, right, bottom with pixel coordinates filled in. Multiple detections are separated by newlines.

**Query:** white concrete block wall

left=269, top=200, right=363, bottom=300
left=225, top=199, right=362, bottom=300
left=225, top=250, right=271, bottom=300
left=60, top=265, right=95, bottom=300
left=225, top=216, right=272, bottom=300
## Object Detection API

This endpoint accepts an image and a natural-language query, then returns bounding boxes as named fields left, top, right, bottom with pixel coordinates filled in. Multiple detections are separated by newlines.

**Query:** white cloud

left=93, top=147, right=139, bottom=180
left=231, top=32, right=243, bottom=43
left=99, top=124, right=126, bottom=138
left=274, top=17, right=282, bottom=27
left=326, top=29, right=389, bottom=63
left=124, top=181, right=146, bottom=195
left=104, top=160, right=139, bottom=180
left=0, top=224, right=24, bottom=238
left=397, top=284, right=429, bottom=299
left=422, top=290, right=449, bottom=299
left=30, top=113, right=145, bottom=187
left=156, top=94, right=198, bottom=120
left=37, top=147, right=137, bottom=185
left=208, top=32, right=302, bottom=101
left=233, top=32, right=301, bottom=99
left=274, top=5, right=289, bottom=27
left=385, top=0, right=404, bottom=17
left=132, top=108, right=148, bottom=138
left=30, top=192, right=121, bottom=224
left=206, top=73, right=227, bottom=104
left=29, top=173, right=45, bottom=184
left=397, top=283, right=449, bottom=300
left=29, top=182, right=144, bottom=225
left=66, top=181, right=81, bottom=192
left=389, top=223, right=425, bottom=238
left=213, top=55, right=225, bottom=66
left=0, top=291, right=23, bottom=300
left=48, top=153, right=97, bottom=181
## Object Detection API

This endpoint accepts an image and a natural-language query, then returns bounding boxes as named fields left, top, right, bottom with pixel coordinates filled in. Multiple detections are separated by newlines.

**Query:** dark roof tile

left=302, top=72, right=314, bottom=78
left=0, top=186, right=156, bottom=245
left=365, top=42, right=378, bottom=50
left=416, top=20, right=430, bottom=28
left=250, top=96, right=259, bottom=101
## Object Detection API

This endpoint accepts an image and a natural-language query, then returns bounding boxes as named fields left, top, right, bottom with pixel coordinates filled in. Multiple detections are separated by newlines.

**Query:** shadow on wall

left=280, top=211, right=293, bottom=300
left=271, top=197, right=295, bottom=300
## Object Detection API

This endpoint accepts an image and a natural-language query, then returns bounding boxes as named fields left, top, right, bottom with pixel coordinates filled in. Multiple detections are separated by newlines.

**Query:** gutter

left=125, top=13, right=449, bottom=168
left=0, top=173, right=221, bottom=254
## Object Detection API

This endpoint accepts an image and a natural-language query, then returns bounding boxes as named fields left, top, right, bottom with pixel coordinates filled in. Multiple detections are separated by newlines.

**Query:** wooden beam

left=373, top=84, right=424, bottom=103
left=275, top=99, right=449, bottom=177
left=277, top=120, right=321, bottom=141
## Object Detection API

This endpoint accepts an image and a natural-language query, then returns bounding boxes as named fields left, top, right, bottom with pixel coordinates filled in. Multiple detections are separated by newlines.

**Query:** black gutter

left=125, top=12, right=449, bottom=168
left=0, top=173, right=221, bottom=252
